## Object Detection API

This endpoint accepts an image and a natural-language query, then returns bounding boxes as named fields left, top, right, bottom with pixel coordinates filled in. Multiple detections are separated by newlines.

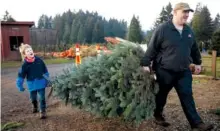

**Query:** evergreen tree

left=165, top=2, right=173, bottom=19
left=104, top=18, right=127, bottom=38
left=211, top=29, right=220, bottom=56
left=37, top=15, right=52, bottom=29
left=48, top=16, right=53, bottom=29
left=144, top=3, right=172, bottom=44
left=92, top=20, right=104, bottom=43
left=3, top=10, right=16, bottom=22
left=192, top=4, right=214, bottom=50
left=85, top=16, right=96, bottom=43
left=191, top=3, right=203, bottom=42
left=199, top=6, right=214, bottom=42
left=120, top=20, right=128, bottom=38
left=213, top=13, right=220, bottom=31
left=143, top=30, right=153, bottom=45
left=77, top=24, right=86, bottom=43
left=106, top=19, right=115, bottom=37
left=63, top=22, right=71, bottom=44
left=153, top=2, right=173, bottom=29
left=53, top=14, right=65, bottom=43
left=127, top=15, right=142, bottom=43
left=38, top=16, right=44, bottom=29
left=154, top=7, right=166, bottom=27
left=78, top=10, right=87, bottom=25
left=66, top=9, right=75, bottom=26
left=50, top=42, right=159, bottom=125
left=70, top=19, right=80, bottom=43
left=104, top=18, right=109, bottom=36
left=38, top=9, right=128, bottom=43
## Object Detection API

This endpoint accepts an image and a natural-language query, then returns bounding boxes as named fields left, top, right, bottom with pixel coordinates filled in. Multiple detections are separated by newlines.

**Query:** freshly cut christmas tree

left=50, top=42, right=159, bottom=125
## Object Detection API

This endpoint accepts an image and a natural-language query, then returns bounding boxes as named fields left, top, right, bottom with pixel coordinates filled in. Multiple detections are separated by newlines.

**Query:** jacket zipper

left=176, top=29, right=183, bottom=70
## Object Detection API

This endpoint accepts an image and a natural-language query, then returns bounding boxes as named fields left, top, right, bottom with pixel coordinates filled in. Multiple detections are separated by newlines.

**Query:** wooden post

left=212, top=50, right=217, bottom=79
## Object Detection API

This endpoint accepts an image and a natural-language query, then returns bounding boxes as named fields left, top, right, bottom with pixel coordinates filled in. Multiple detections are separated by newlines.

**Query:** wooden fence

left=202, top=50, right=220, bottom=79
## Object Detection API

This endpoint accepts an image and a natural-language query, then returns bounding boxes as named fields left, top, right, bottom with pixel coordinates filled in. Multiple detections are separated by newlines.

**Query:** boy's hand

left=46, top=81, right=50, bottom=87
left=19, top=87, right=25, bottom=92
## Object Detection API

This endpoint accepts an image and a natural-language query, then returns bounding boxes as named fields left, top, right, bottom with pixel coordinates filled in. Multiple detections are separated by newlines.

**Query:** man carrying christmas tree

left=16, top=43, right=49, bottom=119
left=141, top=2, right=213, bottom=131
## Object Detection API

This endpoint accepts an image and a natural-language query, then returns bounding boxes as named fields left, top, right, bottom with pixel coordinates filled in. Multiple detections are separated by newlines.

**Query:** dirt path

left=1, top=64, right=220, bottom=131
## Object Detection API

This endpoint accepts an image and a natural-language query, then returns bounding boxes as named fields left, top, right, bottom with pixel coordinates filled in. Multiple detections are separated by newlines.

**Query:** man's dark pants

left=154, top=66, right=202, bottom=128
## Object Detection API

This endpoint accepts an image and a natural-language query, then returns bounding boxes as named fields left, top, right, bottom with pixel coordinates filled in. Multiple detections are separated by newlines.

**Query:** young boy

left=16, top=43, right=49, bottom=119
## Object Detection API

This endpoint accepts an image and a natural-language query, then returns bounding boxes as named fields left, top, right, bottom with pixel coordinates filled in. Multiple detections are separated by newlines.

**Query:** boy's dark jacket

left=16, top=56, right=49, bottom=92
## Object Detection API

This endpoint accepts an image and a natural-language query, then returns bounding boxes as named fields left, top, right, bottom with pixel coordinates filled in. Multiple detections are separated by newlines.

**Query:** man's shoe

left=192, top=122, right=214, bottom=131
left=154, top=114, right=170, bottom=127
left=40, top=112, right=47, bottom=119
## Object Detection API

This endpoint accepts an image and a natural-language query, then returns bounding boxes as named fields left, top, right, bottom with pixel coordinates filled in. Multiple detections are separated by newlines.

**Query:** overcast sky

left=0, top=0, right=219, bottom=30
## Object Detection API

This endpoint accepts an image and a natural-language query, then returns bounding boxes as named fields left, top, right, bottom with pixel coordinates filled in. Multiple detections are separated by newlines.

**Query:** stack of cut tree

left=35, top=44, right=110, bottom=59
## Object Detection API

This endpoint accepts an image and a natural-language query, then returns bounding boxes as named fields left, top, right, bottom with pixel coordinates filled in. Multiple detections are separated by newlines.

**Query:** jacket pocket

left=189, top=57, right=193, bottom=63
left=156, top=56, right=162, bottom=64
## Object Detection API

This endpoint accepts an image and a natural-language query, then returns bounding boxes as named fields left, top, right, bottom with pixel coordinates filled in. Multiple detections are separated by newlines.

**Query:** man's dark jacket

left=140, top=20, right=202, bottom=72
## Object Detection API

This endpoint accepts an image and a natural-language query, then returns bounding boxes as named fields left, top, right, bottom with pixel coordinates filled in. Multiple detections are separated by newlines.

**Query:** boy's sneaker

left=32, top=108, right=38, bottom=113
left=32, top=100, right=39, bottom=113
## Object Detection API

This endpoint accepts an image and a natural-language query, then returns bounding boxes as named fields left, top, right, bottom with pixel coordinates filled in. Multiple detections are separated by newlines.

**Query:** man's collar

left=168, top=19, right=189, bottom=31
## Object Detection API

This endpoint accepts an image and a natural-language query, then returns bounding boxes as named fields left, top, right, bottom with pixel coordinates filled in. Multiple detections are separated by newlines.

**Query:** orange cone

left=75, top=43, right=81, bottom=65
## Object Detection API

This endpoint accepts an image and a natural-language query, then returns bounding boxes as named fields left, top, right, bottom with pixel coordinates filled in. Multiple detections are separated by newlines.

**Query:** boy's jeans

left=30, top=88, right=46, bottom=112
